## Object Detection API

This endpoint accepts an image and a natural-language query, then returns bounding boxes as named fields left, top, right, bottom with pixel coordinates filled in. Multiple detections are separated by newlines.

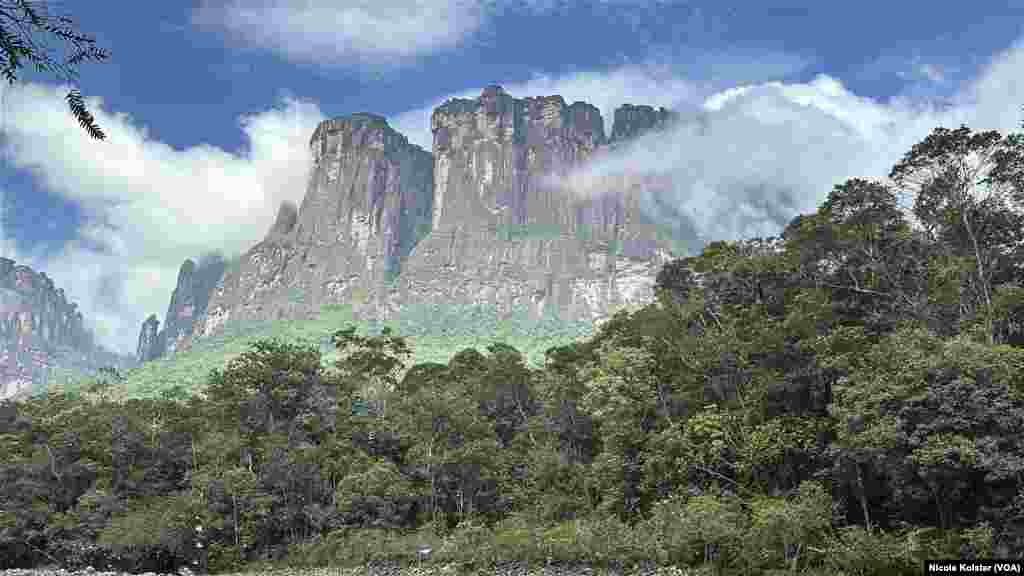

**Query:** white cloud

left=386, top=45, right=1022, bottom=254
left=193, top=0, right=487, bottom=68
left=193, top=0, right=695, bottom=69
left=951, top=39, right=1024, bottom=133
left=548, top=40, right=1024, bottom=252
left=0, top=82, right=324, bottom=355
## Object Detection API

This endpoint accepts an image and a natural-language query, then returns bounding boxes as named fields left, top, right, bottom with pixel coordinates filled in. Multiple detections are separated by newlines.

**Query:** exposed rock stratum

left=140, top=87, right=681, bottom=359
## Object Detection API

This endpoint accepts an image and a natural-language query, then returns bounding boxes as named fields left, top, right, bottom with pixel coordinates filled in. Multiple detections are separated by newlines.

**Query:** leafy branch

left=0, top=0, right=109, bottom=139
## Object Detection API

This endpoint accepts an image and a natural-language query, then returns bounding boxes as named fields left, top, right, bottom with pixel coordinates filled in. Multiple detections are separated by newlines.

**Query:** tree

left=0, top=0, right=109, bottom=139
left=332, top=326, right=412, bottom=419
left=390, top=355, right=504, bottom=529
left=783, top=178, right=932, bottom=336
left=825, top=325, right=1024, bottom=537
left=743, top=481, right=832, bottom=573
left=684, top=491, right=748, bottom=568
left=577, top=338, right=668, bottom=520
left=890, top=125, right=1024, bottom=344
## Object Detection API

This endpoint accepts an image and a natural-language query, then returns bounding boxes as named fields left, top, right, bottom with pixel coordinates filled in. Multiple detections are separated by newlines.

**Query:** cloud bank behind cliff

left=1, top=40, right=1022, bottom=356
left=0, top=83, right=325, bottom=355
left=549, top=42, right=1024, bottom=252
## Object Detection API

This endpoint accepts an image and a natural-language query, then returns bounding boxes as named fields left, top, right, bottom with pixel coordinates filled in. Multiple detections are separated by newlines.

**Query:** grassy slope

left=48, top=302, right=597, bottom=400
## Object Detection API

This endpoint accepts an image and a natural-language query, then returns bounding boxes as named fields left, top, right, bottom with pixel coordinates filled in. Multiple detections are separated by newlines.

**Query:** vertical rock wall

left=146, top=87, right=682, bottom=358
left=161, top=256, right=227, bottom=355
left=135, top=255, right=227, bottom=361
left=394, top=86, right=674, bottom=321
left=0, top=258, right=130, bottom=399
left=188, top=113, right=434, bottom=343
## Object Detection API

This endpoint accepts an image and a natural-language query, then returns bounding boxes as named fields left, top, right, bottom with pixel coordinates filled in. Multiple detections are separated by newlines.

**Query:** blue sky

left=1, top=1, right=1023, bottom=354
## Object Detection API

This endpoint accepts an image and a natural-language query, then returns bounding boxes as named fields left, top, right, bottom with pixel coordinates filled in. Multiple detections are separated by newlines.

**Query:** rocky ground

left=1, top=561, right=697, bottom=576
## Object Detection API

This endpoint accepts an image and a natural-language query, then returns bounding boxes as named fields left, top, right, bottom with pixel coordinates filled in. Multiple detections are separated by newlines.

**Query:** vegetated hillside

left=63, top=302, right=596, bottom=401
left=3, top=121, right=1024, bottom=576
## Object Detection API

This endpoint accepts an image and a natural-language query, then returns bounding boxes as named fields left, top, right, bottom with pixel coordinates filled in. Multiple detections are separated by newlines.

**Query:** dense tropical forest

left=3, top=120, right=1024, bottom=575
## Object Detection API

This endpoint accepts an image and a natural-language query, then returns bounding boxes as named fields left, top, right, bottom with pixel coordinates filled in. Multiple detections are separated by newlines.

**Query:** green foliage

left=738, top=417, right=824, bottom=484
left=821, top=527, right=921, bottom=575
left=571, top=512, right=650, bottom=565
left=637, top=495, right=702, bottom=565
left=741, top=482, right=832, bottom=573
left=683, top=492, right=748, bottom=568
left=282, top=527, right=425, bottom=567
left=512, top=445, right=593, bottom=523
left=114, top=301, right=594, bottom=401
left=335, top=456, right=414, bottom=503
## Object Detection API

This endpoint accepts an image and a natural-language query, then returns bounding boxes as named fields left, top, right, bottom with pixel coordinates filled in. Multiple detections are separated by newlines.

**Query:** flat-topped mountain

left=139, top=87, right=681, bottom=360
left=392, top=86, right=676, bottom=321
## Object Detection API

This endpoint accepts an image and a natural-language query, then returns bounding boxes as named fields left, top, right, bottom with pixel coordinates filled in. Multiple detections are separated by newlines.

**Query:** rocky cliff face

left=135, top=256, right=226, bottom=363
left=160, top=256, right=226, bottom=355
left=173, top=113, right=435, bottom=346
left=144, top=87, right=679, bottom=359
left=608, top=103, right=677, bottom=145
left=392, top=86, right=675, bottom=321
left=136, top=314, right=161, bottom=363
left=0, top=258, right=132, bottom=399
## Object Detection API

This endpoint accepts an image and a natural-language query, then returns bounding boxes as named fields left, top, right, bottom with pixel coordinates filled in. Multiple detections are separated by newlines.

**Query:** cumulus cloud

left=193, top=1, right=487, bottom=69
left=193, top=0, right=694, bottom=69
left=0, top=82, right=324, bottom=354
left=950, top=40, right=1024, bottom=132
left=548, top=42, right=1024, bottom=254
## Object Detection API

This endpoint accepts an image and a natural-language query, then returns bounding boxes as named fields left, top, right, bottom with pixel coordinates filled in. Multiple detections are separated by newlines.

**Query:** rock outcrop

left=142, top=87, right=681, bottom=360
left=180, top=113, right=434, bottom=344
left=0, top=258, right=132, bottom=399
left=392, top=86, right=674, bottom=321
left=608, top=104, right=677, bottom=145
left=136, top=314, right=161, bottom=363
left=134, top=256, right=227, bottom=362
left=160, top=256, right=226, bottom=355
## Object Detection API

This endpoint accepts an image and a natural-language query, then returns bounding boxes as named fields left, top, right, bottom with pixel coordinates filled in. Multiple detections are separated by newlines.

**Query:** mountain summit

left=139, top=87, right=681, bottom=360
